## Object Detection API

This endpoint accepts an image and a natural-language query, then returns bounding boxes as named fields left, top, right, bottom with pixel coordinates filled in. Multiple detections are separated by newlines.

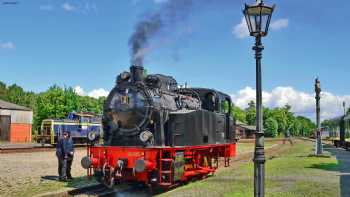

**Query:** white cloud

left=60, top=2, right=97, bottom=14
left=74, top=86, right=85, bottom=96
left=62, top=3, right=75, bottom=11
left=233, top=18, right=289, bottom=39
left=40, top=5, right=53, bottom=11
left=88, top=89, right=109, bottom=99
left=233, top=17, right=250, bottom=39
left=0, top=42, right=15, bottom=49
left=74, top=86, right=109, bottom=99
left=231, top=86, right=350, bottom=121
left=270, top=18, right=289, bottom=30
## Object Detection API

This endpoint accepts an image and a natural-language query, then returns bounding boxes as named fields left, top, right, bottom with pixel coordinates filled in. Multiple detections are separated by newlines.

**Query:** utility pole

left=315, top=78, right=323, bottom=155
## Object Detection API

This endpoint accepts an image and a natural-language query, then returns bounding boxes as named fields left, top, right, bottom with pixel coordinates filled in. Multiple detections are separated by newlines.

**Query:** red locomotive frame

left=85, top=143, right=236, bottom=188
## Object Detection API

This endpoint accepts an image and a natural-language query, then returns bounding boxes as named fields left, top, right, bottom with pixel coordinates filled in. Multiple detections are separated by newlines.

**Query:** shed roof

left=236, top=120, right=256, bottom=131
left=0, top=99, right=32, bottom=111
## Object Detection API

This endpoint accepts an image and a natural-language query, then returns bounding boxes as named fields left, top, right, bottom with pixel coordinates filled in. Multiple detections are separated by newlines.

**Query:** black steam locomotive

left=102, top=65, right=235, bottom=147
left=82, top=65, right=236, bottom=188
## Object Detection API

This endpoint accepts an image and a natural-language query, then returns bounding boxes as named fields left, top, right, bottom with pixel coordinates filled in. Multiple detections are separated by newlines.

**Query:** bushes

left=264, top=118, right=278, bottom=137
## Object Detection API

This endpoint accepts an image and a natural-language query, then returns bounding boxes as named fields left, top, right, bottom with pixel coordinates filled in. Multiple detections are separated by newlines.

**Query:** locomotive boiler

left=81, top=65, right=237, bottom=188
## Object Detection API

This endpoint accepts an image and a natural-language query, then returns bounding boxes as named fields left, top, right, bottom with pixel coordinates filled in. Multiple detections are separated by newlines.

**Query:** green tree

left=232, top=105, right=246, bottom=123
left=264, top=117, right=278, bottom=137
left=35, top=85, right=66, bottom=130
left=245, top=100, right=256, bottom=125
left=269, top=108, right=287, bottom=135
left=290, top=118, right=302, bottom=136
left=297, top=116, right=316, bottom=136
left=0, top=81, right=7, bottom=100
left=6, top=84, right=25, bottom=105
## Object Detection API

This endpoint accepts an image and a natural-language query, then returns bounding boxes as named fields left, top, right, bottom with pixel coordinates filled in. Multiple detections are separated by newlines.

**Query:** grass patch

left=307, top=162, right=339, bottom=171
left=158, top=140, right=340, bottom=197
left=0, top=176, right=98, bottom=197
left=236, top=141, right=279, bottom=154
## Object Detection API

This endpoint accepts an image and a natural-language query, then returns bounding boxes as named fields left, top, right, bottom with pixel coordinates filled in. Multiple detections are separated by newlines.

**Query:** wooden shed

left=235, top=120, right=256, bottom=139
left=0, top=99, right=33, bottom=143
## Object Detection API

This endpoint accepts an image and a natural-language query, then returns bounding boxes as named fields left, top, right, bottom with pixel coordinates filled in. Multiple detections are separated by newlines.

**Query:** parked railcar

left=81, top=65, right=236, bottom=189
left=37, top=112, right=102, bottom=145
left=333, top=114, right=350, bottom=150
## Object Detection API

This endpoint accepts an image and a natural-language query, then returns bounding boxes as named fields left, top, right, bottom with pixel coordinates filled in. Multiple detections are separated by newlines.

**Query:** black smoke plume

left=128, top=0, right=193, bottom=67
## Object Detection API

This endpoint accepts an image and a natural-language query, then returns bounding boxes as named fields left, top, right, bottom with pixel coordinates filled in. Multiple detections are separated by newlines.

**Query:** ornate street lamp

left=243, top=1, right=275, bottom=197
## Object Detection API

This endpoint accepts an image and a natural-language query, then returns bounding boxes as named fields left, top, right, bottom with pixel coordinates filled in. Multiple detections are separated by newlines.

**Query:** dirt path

left=0, top=149, right=89, bottom=197
left=324, top=145, right=350, bottom=197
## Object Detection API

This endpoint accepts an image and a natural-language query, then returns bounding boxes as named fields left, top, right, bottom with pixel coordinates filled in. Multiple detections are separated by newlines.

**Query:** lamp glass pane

left=256, top=13, right=262, bottom=32
left=261, top=14, right=268, bottom=34
left=250, top=15, right=257, bottom=32
left=265, top=15, right=272, bottom=33
left=244, top=13, right=253, bottom=33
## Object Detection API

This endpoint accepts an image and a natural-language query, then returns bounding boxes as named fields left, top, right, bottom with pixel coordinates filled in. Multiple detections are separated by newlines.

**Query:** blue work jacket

left=56, top=137, right=74, bottom=158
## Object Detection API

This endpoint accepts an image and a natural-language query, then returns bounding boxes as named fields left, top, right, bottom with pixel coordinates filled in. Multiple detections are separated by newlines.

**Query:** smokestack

left=130, top=65, right=144, bottom=83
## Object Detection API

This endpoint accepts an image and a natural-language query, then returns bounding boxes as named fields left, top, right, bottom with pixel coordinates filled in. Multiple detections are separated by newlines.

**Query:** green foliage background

left=0, top=81, right=106, bottom=134
left=231, top=100, right=316, bottom=137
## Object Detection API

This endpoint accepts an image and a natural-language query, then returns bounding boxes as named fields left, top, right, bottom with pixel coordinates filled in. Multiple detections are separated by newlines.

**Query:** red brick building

left=0, top=100, right=33, bottom=143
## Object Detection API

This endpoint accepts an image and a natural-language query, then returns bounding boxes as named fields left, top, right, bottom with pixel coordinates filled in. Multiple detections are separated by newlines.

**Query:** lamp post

left=243, top=1, right=275, bottom=197
left=315, top=78, right=323, bottom=155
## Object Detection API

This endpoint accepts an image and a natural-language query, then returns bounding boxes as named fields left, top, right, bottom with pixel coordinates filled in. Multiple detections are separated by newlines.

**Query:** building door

left=0, top=115, right=11, bottom=141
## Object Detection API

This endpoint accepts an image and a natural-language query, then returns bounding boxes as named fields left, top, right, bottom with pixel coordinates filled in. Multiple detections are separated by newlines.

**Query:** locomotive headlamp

left=139, top=130, right=153, bottom=143
left=88, top=131, right=97, bottom=141
left=243, top=0, right=275, bottom=37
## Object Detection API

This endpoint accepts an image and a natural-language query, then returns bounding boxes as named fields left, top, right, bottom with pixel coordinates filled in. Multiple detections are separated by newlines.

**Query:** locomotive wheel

left=102, top=166, right=115, bottom=188
left=105, top=176, right=114, bottom=188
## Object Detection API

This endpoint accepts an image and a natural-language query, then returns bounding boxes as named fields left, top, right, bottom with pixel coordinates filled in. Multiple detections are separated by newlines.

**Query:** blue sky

left=1, top=0, right=350, bottom=120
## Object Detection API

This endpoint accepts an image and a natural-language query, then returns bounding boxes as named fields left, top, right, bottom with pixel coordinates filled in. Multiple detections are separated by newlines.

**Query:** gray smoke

left=129, top=0, right=193, bottom=67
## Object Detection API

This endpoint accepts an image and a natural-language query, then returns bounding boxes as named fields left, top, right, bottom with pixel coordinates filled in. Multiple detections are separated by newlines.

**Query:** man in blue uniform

left=56, top=131, right=75, bottom=181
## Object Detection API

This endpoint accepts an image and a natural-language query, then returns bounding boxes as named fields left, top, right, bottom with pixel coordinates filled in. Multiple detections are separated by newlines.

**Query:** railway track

left=66, top=183, right=152, bottom=197
left=67, top=184, right=115, bottom=197
left=0, top=144, right=86, bottom=154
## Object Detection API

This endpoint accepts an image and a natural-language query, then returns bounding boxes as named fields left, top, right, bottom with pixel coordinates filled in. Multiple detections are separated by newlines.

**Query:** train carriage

left=37, top=112, right=102, bottom=145
left=333, top=114, right=350, bottom=150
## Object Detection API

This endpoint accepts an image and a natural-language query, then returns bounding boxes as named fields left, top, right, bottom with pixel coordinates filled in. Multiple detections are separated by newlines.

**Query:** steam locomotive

left=81, top=65, right=237, bottom=188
